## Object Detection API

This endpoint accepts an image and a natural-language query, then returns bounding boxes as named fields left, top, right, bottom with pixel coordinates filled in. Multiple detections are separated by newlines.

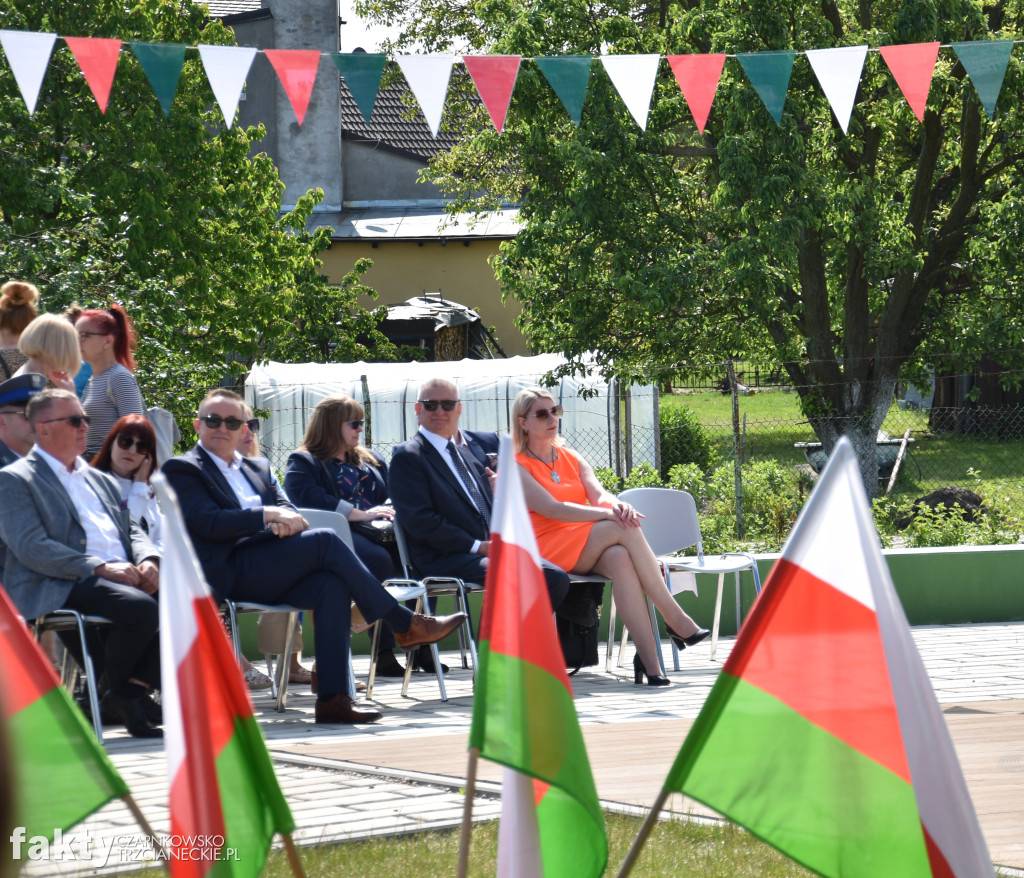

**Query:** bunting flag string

left=0, top=30, right=1020, bottom=136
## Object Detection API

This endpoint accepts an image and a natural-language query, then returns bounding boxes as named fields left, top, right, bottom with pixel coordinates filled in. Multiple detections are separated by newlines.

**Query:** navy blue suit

left=163, top=445, right=409, bottom=698
left=389, top=431, right=569, bottom=611
left=459, top=429, right=500, bottom=470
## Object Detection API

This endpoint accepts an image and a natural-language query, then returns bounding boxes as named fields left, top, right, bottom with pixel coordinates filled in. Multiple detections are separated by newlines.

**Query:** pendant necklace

left=528, top=446, right=560, bottom=483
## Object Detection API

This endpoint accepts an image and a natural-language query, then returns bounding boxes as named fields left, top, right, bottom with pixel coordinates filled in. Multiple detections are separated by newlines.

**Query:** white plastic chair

left=618, top=487, right=762, bottom=661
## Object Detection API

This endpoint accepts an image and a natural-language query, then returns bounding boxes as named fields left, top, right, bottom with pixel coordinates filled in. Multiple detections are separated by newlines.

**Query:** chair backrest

left=297, top=507, right=354, bottom=550
left=391, top=516, right=416, bottom=579
left=617, top=487, right=703, bottom=558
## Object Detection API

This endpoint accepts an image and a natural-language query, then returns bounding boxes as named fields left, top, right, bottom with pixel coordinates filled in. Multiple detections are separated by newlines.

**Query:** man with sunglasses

left=162, top=389, right=467, bottom=725
left=389, top=378, right=570, bottom=611
left=0, top=389, right=163, bottom=738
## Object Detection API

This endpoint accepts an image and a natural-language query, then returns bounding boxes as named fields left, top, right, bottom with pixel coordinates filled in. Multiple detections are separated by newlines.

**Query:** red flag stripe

left=879, top=42, right=940, bottom=122
left=0, top=586, right=59, bottom=717
left=264, top=49, right=321, bottom=125
left=64, top=37, right=122, bottom=113
left=463, top=55, right=521, bottom=133
left=667, top=54, right=725, bottom=134
left=725, top=558, right=911, bottom=783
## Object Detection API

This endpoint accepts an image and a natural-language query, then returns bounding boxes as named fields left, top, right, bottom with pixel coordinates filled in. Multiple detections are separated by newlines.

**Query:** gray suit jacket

left=0, top=448, right=159, bottom=621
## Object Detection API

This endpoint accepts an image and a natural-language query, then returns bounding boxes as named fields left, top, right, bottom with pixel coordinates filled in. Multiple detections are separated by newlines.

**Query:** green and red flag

left=154, top=475, right=296, bottom=878
left=662, top=437, right=993, bottom=877
left=0, top=581, right=129, bottom=847
left=469, top=434, right=607, bottom=878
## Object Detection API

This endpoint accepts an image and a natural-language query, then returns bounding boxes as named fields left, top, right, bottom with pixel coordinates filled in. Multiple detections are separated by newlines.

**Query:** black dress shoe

left=141, top=692, right=163, bottom=725
left=374, top=651, right=407, bottom=678
left=666, top=625, right=711, bottom=650
left=315, top=694, right=383, bottom=724
left=412, top=645, right=449, bottom=674
left=100, top=691, right=164, bottom=738
left=76, top=695, right=119, bottom=726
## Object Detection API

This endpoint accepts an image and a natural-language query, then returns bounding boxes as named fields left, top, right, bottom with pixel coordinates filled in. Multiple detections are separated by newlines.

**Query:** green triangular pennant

left=332, top=52, right=387, bottom=124
left=535, top=55, right=592, bottom=126
left=952, top=40, right=1013, bottom=120
left=130, top=41, right=186, bottom=116
left=737, top=50, right=795, bottom=125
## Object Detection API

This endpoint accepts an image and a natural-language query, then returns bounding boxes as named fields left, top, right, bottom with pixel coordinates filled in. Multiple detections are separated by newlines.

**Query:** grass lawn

left=256, top=813, right=817, bottom=877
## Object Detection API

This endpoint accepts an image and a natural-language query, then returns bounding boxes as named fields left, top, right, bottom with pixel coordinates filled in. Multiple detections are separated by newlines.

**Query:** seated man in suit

left=0, top=388, right=163, bottom=737
left=454, top=424, right=500, bottom=471
left=162, top=389, right=465, bottom=725
left=389, top=378, right=570, bottom=611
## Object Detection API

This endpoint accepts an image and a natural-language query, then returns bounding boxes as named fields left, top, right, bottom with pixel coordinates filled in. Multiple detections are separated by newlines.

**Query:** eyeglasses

left=246, top=418, right=260, bottom=433
left=346, top=419, right=364, bottom=429
left=198, top=414, right=244, bottom=431
left=527, top=405, right=564, bottom=421
left=115, top=434, right=153, bottom=455
left=0, top=408, right=26, bottom=418
left=41, top=414, right=91, bottom=428
left=419, top=399, right=459, bottom=412
left=77, top=330, right=107, bottom=340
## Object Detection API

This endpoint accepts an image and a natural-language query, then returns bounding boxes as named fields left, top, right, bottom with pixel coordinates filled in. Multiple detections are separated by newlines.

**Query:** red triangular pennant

left=64, top=36, right=122, bottom=113
left=667, top=54, right=726, bottom=134
left=463, top=55, right=522, bottom=133
left=879, top=42, right=940, bottom=122
left=264, top=49, right=321, bottom=125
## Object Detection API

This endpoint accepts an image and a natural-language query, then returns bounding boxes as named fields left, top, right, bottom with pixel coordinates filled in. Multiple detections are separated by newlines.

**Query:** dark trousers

left=63, top=577, right=161, bottom=692
left=351, top=531, right=399, bottom=653
left=418, top=553, right=570, bottom=613
left=229, top=528, right=412, bottom=698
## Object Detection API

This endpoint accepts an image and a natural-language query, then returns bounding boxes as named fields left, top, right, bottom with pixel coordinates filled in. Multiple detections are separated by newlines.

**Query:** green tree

left=359, top=0, right=1024, bottom=493
left=0, top=1, right=395, bottom=433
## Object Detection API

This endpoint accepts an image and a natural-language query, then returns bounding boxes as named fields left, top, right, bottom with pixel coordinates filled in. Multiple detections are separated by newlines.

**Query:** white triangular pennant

left=600, top=54, right=661, bottom=130
left=805, top=45, right=867, bottom=134
left=396, top=54, right=455, bottom=138
left=0, top=30, right=57, bottom=115
left=197, top=44, right=257, bottom=129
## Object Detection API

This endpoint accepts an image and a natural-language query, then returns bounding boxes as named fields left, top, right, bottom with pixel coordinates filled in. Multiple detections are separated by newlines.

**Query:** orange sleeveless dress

left=515, top=446, right=602, bottom=571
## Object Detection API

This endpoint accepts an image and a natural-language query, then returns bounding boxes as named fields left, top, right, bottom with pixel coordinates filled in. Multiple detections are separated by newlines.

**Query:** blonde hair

left=300, top=395, right=377, bottom=467
left=511, top=386, right=565, bottom=454
left=0, top=280, right=40, bottom=336
left=18, top=313, right=81, bottom=376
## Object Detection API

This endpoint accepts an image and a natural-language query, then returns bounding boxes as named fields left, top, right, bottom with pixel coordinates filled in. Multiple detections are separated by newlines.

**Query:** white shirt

left=36, top=446, right=129, bottom=565
left=418, top=426, right=486, bottom=553
left=115, top=475, right=164, bottom=551
left=200, top=442, right=262, bottom=511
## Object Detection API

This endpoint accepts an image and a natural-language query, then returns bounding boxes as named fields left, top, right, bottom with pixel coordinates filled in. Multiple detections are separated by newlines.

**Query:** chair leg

left=710, top=572, right=726, bottom=661
left=274, top=612, right=298, bottom=712
left=73, top=612, right=104, bottom=743
left=752, top=560, right=763, bottom=595
left=346, top=653, right=357, bottom=700
left=734, top=571, right=742, bottom=633
left=605, top=596, right=618, bottom=673
left=661, top=563, right=681, bottom=671
left=646, top=597, right=666, bottom=676
left=366, top=621, right=382, bottom=699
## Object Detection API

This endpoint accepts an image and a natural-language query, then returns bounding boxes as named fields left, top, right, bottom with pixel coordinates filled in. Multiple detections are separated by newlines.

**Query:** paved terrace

left=20, top=622, right=1024, bottom=876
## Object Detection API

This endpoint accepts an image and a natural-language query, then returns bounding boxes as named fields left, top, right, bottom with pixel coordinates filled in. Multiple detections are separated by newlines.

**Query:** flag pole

left=614, top=789, right=670, bottom=878
left=282, top=833, right=307, bottom=878
left=121, top=792, right=169, bottom=861
left=456, top=746, right=480, bottom=878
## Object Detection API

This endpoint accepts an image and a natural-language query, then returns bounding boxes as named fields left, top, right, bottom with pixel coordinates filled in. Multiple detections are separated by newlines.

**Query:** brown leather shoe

left=394, top=612, right=467, bottom=649
left=315, top=694, right=383, bottom=724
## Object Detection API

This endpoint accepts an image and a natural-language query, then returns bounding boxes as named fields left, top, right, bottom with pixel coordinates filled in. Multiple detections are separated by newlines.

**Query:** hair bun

left=0, top=281, right=40, bottom=308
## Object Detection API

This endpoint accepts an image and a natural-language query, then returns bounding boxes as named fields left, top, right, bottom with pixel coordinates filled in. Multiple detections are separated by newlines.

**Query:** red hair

left=78, top=304, right=137, bottom=372
left=91, top=414, right=157, bottom=481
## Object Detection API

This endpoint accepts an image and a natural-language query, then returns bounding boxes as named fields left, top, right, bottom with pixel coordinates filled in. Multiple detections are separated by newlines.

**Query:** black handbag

left=555, top=581, right=604, bottom=674
left=351, top=518, right=396, bottom=544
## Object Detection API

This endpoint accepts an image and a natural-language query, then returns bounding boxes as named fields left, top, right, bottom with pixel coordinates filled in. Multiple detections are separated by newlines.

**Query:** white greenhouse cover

left=246, top=355, right=656, bottom=473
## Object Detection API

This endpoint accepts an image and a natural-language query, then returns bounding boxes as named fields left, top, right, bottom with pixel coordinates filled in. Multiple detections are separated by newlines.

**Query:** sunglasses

left=115, top=434, right=153, bottom=455
left=198, top=414, right=244, bottom=431
left=419, top=399, right=459, bottom=412
left=246, top=418, right=260, bottom=433
left=527, top=405, right=564, bottom=421
left=41, top=414, right=91, bottom=428
left=346, top=419, right=364, bottom=429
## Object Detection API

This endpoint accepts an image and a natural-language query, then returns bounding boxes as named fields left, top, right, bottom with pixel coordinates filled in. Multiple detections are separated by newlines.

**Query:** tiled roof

left=203, top=0, right=264, bottom=17
left=340, top=70, right=468, bottom=161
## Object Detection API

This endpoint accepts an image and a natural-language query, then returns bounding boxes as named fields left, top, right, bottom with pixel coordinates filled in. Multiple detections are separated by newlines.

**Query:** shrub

left=659, top=405, right=717, bottom=476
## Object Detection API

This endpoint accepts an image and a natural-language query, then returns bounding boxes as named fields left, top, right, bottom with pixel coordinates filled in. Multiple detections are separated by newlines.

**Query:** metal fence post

left=728, top=359, right=745, bottom=540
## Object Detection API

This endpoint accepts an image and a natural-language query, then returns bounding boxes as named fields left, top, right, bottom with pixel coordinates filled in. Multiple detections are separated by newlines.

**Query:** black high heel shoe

left=633, top=654, right=671, bottom=686
left=666, top=625, right=712, bottom=651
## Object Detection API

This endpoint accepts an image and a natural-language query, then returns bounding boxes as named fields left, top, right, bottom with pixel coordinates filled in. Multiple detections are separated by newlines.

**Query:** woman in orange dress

left=513, top=387, right=709, bottom=687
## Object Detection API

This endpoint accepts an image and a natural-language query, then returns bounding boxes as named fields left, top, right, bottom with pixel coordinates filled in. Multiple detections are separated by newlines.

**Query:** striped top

left=82, top=363, right=145, bottom=454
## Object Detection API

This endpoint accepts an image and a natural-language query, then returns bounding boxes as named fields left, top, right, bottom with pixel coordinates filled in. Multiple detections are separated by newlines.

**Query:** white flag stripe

left=0, top=30, right=57, bottom=115
left=805, top=46, right=867, bottom=134
left=496, top=766, right=543, bottom=878
left=491, top=433, right=542, bottom=566
left=396, top=54, right=455, bottom=138
left=600, top=54, right=661, bottom=130
left=778, top=442, right=875, bottom=609
left=152, top=473, right=204, bottom=782
left=198, top=44, right=257, bottom=128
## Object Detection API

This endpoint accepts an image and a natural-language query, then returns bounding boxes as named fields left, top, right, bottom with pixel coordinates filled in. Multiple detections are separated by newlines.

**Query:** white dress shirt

left=200, top=442, right=263, bottom=510
left=418, top=426, right=486, bottom=553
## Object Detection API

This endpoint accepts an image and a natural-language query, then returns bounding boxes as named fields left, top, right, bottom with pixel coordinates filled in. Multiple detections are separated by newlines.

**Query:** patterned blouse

left=333, top=457, right=388, bottom=510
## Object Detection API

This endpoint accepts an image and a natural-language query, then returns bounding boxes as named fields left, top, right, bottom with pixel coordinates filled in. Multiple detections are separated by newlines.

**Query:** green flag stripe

left=213, top=716, right=296, bottom=878
left=666, top=675, right=931, bottom=878
left=536, top=784, right=608, bottom=877
left=471, top=643, right=602, bottom=827
left=9, top=688, right=127, bottom=841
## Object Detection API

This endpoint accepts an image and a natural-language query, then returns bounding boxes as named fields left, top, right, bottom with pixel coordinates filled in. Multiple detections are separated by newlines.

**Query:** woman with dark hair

left=91, top=415, right=163, bottom=548
left=285, top=395, right=410, bottom=677
left=76, top=304, right=144, bottom=456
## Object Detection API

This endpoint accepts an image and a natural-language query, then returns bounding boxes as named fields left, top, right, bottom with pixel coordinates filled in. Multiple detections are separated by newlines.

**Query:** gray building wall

left=342, top=141, right=447, bottom=203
